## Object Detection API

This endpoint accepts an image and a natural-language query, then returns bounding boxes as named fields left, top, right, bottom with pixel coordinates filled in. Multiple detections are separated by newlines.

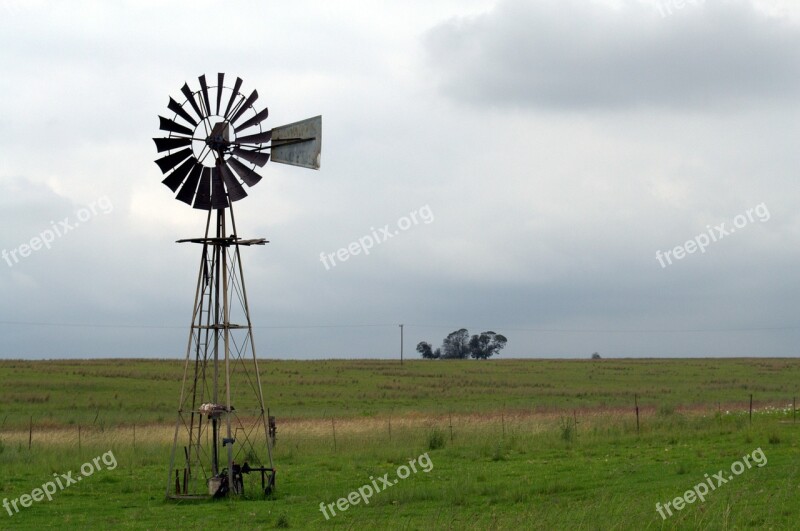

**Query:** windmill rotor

left=153, top=73, right=321, bottom=211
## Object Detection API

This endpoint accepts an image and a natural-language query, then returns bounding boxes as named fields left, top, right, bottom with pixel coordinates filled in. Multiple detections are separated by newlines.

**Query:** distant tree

left=417, top=341, right=440, bottom=359
left=418, top=329, right=508, bottom=360
left=468, top=331, right=508, bottom=359
left=591, top=352, right=601, bottom=360
left=441, top=329, right=470, bottom=359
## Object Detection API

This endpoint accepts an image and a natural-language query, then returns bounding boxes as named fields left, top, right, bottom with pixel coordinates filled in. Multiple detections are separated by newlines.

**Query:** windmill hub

left=205, top=120, right=233, bottom=153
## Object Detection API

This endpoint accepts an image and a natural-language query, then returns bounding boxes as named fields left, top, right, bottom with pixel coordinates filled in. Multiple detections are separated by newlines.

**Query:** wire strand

left=0, top=320, right=796, bottom=333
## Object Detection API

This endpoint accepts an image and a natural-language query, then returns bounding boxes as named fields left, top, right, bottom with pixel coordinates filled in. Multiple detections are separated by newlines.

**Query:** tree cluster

left=417, top=329, right=507, bottom=360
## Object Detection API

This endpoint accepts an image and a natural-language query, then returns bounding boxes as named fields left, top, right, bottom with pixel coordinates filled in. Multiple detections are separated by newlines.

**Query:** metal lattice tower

left=152, top=73, right=321, bottom=499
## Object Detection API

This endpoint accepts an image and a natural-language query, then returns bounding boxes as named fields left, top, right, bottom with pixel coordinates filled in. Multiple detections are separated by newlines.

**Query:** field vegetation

left=0, top=358, right=798, bottom=529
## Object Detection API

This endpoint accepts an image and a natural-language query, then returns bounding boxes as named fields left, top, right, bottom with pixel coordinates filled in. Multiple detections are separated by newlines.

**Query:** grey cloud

left=425, top=0, right=800, bottom=109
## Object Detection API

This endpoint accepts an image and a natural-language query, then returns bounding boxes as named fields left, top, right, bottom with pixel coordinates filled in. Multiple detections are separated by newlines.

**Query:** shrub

left=559, top=416, right=575, bottom=442
left=428, top=428, right=446, bottom=450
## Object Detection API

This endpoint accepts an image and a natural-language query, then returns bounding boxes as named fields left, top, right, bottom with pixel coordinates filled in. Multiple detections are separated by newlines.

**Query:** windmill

left=153, top=73, right=321, bottom=499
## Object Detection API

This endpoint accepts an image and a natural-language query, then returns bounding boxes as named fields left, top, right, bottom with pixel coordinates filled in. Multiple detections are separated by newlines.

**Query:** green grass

left=2, top=411, right=799, bottom=529
left=1, top=358, right=798, bottom=429
left=1, top=358, right=799, bottom=529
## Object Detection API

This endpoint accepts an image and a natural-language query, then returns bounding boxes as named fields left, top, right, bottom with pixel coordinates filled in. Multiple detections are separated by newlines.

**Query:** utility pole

left=400, top=324, right=404, bottom=365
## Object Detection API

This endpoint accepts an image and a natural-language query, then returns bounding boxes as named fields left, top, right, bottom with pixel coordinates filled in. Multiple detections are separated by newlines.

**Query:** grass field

left=1, top=358, right=799, bottom=529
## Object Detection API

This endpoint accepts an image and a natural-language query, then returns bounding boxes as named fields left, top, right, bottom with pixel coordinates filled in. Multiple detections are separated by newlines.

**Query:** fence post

left=635, top=395, right=640, bottom=436
left=573, top=410, right=578, bottom=438
left=449, top=411, right=454, bottom=442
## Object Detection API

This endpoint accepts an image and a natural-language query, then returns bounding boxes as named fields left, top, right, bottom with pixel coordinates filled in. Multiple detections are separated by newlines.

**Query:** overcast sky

left=1, top=0, right=799, bottom=360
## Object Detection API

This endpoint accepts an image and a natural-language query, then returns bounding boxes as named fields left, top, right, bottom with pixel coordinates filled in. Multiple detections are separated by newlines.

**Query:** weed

left=492, top=442, right=506, bottom=461
left=658, top=404, right=676, bottom=417
left=428, top=428, right=446, bottom=450
left=559, top=416, right=575, bottom=443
